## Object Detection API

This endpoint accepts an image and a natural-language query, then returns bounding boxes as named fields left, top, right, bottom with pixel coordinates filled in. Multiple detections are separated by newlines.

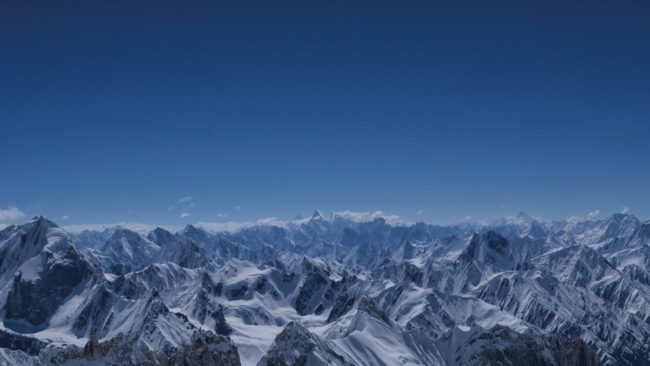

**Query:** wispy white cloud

left=416, top=209, right=424, bottom=216
left=62, top=210, right=408, bottom=236
left=178, top=196, right=192, bottom=204
left=504, top=216, right=527, bottom=225
left=59, top=207, right=641, bottom=238
left=564, top=209, right=607, bottom=229
left=0, top=206, right=25, bottom=228
left=196, top=217, right=288, bottom=233
left=176, top=196, right=195, bottom=208
left=61, top=215, right=70, bottom=220
left=332, top=210, right=408, bottom=225
left=256, top=217, right=288, bottom=226
left=194, top=221, right=245, bottom=232
left=169, top=196, right=195, bottom=213
left=63, top=222, right=182, bottom=235
left=235, top=206, right=241, bottom=211
left=622, top=205, right=630, bottom=214
left=566, top=216, right=582, bottom=226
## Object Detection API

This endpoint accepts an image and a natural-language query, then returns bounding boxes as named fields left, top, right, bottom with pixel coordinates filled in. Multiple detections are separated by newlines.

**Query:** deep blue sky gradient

left=1, top=0, right=649, bottom=225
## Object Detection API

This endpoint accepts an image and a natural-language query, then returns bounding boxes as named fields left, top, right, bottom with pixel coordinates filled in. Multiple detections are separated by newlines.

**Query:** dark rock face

left=5, top=243, right=95, bottom=326
left=71, top=285, right=114, bottom=337
left=181, top=225, right=211, bottom=243
left=460, top=233, right=481, bottom=263
left=293, top=269, right=327, bottom=315
left=49, top=333, right=143, bottom=365
left=213, top=305, right=232, bottom=336
left=457, top=325, right=602, bottom=366
left=50, top=331, right=241, bottom=366
left=327, top=294, right=356, bottom=323
left=548, top=336, right=603, bottom=366
left=98, top=228, right=160, bottom=274
left=401, top=240, right=416, bottom=259
left=293, top=259, right=356, bottom=317
left=155, top=239, right=210, bottom=269
left=356, top=297, right=391, bottom=325
left=0, top=329, right=46, bottom=356
left=0, top=217, right=54, bottom=280
left=258, top=322, right=352, bottom=366
left=163, top=330, right=241, bottom=366
left=175, top=241, right=207, bottom=268
left=460, top=231, right=510, bottom=263
left=147, top=227, right=178, bottom=247
left=484, top=231, right=509, bottom=254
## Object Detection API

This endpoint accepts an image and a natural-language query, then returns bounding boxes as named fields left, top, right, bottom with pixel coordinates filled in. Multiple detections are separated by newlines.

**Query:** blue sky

left=1, top=0, right=649, bottom=228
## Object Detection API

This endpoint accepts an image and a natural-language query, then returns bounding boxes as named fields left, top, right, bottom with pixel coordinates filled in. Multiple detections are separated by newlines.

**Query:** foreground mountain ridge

left=0, top=212, right=648, bottom=365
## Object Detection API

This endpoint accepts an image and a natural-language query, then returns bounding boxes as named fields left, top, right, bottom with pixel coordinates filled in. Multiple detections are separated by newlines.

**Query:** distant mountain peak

left=29, top=215, right=58, bottom=228
left=182, top=224, right=206, bottom=234
left=147, top=227, right=177, bottom=247
left=460, top=231, right=513, bottom=267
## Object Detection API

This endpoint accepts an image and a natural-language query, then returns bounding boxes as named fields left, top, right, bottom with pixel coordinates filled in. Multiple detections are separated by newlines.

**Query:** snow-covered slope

left=1, top=213, right=649, bottom=365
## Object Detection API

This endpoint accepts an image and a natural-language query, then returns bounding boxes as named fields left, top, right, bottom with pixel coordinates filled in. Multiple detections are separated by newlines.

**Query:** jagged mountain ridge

left=0, top=212, right=648, bottom=365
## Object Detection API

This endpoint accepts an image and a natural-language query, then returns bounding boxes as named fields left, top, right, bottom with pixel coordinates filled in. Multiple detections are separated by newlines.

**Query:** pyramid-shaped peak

left=183, top=224, right=203, bottom=232
left=111, top=227, right=142, bottom=238
left=608, top=212, right=638, bottom=223
left=147, top=227, right=177, bottom=246
left=30, top=215, right=59, bottom=228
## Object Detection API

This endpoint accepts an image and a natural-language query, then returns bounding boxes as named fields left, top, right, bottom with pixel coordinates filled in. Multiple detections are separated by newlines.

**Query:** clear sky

left=1, top=0, right=649, bottom=228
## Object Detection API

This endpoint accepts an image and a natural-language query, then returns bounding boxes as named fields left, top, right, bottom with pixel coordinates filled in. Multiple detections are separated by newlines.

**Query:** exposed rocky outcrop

left=443, top=325, right=601, bottom=366
left=49, top=330, right=240, bottom=366
left=257, top=322, right=352, bottom=366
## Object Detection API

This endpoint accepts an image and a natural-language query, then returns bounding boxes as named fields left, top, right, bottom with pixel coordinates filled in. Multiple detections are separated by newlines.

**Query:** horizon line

left=3, top=209, right=646, bottom=235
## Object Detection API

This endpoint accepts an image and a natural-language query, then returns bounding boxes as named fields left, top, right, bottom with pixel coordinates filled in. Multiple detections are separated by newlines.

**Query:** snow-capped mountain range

left=1, top=211, right=649, bottom=365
